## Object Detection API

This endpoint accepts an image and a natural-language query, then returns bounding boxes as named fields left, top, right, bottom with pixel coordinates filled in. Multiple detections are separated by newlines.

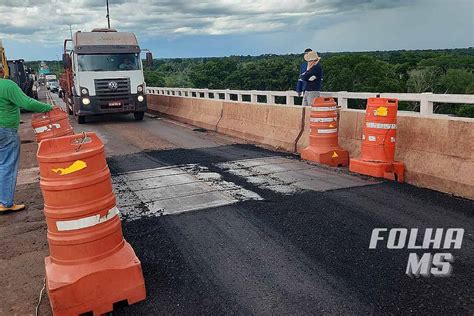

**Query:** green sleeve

left=7, top=80, right=53, bottom=113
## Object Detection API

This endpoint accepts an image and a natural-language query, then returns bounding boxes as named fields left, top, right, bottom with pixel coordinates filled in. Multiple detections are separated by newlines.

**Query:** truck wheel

left=134, top=112, right=145, bottom=121
left=77, top=115, right=86, bottom=124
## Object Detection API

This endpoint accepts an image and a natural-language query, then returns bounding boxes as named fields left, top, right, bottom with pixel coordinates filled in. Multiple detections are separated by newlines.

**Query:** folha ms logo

left=369, top=228, right=464, bottom=277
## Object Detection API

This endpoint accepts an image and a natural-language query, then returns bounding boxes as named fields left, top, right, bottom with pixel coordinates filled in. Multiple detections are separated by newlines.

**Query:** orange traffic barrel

left=301, top=97, right=349, bottom=167
left=349, top=97, right=405, bottom=182
left=31, top=106, right=74, bottom=143
left=36, top=132, right=146, bottom=315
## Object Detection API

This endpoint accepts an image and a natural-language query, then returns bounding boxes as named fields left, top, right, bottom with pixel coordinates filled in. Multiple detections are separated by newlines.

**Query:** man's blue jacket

left=295, top=62, right=307, bottom=93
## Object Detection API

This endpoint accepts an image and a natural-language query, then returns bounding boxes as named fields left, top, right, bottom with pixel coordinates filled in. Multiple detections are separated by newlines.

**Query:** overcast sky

left=1, top=0, right=473, bottom=60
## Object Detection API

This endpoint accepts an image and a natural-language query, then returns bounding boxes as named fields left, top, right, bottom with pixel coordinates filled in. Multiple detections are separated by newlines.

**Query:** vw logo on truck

left=59, top=28, right=152, bottom=124
left=108, top=81, right=118, bottom=90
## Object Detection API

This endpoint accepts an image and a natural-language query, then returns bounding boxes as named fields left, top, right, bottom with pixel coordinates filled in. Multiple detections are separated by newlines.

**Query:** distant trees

left=406, top=67, right=440, bottom=93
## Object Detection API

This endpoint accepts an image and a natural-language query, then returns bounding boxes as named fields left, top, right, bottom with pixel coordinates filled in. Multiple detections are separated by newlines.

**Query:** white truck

left=60, top=28, right=151, bottom=124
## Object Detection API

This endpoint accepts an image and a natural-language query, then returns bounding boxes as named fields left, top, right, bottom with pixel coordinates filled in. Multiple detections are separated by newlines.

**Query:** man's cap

left=304, top=48, right=312, bottom=53
left=304, top=51, right=321, bottom=62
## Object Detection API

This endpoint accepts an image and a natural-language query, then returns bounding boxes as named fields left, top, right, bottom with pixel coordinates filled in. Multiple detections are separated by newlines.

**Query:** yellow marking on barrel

left=52, top=160, right=87, bottom=175
left=374, top=106, right=388, bottom=116
left=329, top=123, right=335, bottom=128
left=332, top=151, right=339, bottom=158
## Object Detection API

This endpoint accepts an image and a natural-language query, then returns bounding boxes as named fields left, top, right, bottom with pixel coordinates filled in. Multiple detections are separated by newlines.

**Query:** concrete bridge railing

left=145, top=87, right=474, bottom=200
left=146, top=87, right=474, bottom=116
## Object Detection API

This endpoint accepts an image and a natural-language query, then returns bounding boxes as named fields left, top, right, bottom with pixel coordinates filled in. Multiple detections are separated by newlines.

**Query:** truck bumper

left=73, top=94, right=147, bottom=116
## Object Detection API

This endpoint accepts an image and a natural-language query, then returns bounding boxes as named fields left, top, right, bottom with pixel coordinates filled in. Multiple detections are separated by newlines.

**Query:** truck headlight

left=137, top=85, right=143, bottom=93
left=137, top=95, right=144, bottom=102
left=81, top=88, right=88, bottom=95
left=82, top=97, right=91, bottom=105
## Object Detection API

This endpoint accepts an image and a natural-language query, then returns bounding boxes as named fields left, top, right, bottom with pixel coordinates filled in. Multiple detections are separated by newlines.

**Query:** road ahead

left=4, top=92, right=472, bottom=315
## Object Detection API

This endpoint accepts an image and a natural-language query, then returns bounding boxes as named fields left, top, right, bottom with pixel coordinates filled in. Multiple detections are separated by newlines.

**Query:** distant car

left=48, top=80, right=59, bottom=93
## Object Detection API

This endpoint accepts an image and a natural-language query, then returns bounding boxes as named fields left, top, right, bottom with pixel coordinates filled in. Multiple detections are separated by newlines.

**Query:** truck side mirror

left=62, top=53, right=71, bottom=69
left=145, top=51, right=153, bottom=67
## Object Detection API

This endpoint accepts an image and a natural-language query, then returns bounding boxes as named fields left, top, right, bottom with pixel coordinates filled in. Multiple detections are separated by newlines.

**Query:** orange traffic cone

left=349, top=97, right=405, bottom=182
left=37, top=132, right=146, bottom=315
left=301, top=97, right=349, bottom=167
left=31, top=106, right=74, bottom=143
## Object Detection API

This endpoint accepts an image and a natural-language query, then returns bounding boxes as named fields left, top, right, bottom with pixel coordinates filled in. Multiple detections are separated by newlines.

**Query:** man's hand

left=297, top=91, right=302, bottom=97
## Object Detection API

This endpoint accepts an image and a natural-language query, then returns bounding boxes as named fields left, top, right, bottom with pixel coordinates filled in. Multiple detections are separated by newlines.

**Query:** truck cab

left=61, top=28, right=148, bottom=124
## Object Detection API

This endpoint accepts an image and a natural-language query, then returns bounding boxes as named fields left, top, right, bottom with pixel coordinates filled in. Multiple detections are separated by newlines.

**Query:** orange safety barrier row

left=31, top=106, right=74, bottom=143
left=37, top=132, right=146, bottom=315
left=349, top=98, right=405, bottom=182
left=301, top=97, right=349, bottom=167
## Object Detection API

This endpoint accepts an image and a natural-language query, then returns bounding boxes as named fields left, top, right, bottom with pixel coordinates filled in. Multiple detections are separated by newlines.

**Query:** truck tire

left=77, top=115, right=86, bottom=124
left=134, top=112, right=145, bottom=121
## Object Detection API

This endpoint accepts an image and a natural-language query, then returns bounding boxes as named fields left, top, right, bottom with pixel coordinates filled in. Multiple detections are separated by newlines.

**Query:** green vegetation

left=25, top=48, right=474, bottom=116
left=144, top=48, right=474, bottom=117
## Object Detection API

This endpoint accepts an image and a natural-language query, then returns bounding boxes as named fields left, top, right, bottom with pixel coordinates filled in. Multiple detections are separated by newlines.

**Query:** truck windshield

left=77, top=53, right=141, bottom=72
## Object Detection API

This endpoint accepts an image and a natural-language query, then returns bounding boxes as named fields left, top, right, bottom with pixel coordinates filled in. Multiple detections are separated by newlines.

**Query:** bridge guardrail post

left=338, top=92, right=348, bottom=109
left=251, top=91, right=257, bottom=103
left=287, top=91, right=295, bottom=106
left=420, top=92, right=434, bottom=115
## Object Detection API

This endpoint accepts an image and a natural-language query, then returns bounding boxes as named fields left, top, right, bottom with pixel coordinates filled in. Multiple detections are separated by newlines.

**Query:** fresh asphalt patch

left=107, top=144, right=473, bottom=314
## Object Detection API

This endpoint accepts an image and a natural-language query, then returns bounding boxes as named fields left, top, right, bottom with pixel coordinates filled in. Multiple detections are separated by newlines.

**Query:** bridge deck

left=1, top=92, right=472, bottom=314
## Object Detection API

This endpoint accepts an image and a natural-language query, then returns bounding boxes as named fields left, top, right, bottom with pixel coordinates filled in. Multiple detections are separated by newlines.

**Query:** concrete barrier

left=339, top=109, right=474, bottom=199
left=147, top=95, right=473, bottom=199
left=147, top=94, right=170, bottom=114
left=296, top=107, right=310, bottom=152
left=217, top=102, right=304, bottom=152
left=147, top=95, right=223, bottom=130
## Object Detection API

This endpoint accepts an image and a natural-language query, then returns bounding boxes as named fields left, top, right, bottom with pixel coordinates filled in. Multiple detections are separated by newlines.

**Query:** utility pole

left=69, top=24, right=73, bottom=39
left=106, top=0, right=111, bottom=29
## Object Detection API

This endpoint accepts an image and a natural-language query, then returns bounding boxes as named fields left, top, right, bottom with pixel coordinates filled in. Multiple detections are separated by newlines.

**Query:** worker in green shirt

left=0, top=64, right=53, bottom=213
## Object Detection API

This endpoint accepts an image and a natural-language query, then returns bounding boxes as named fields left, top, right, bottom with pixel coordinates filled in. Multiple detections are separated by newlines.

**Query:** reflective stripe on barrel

left=310, top=117, right=336, bottom=123
left=311, top=106, right=337, bottom=111
left=56, top=206, right=120, bottom=231
left=366, top=122, right=397, bottom=129
left=35, top=123, right=61, bottom=134
left=318, top=128, right=338, bottom=134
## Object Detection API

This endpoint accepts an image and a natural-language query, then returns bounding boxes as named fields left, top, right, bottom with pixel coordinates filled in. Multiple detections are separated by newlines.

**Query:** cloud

left=0, top=0, right=416, bottom=45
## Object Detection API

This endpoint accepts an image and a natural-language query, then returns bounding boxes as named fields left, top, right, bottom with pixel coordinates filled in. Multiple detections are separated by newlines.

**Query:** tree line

left=144, top=48, right=474, bottom=117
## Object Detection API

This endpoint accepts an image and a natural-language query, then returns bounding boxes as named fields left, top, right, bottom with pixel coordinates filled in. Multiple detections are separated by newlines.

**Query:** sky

left=0, top=0, right=473, bottom=61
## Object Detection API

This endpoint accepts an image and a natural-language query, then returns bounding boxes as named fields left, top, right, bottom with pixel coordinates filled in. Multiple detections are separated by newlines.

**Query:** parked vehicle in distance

left=60, top=28, right=152, bottom=124
left=48, top=80, right=59, bottom=93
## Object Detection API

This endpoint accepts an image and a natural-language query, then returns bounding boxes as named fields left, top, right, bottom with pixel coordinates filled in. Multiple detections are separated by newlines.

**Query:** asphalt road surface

left=32, top=94, right=474, bottom=314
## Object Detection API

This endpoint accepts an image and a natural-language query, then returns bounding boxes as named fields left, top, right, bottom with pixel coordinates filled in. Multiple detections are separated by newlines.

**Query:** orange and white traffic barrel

left=349, top=97, right=405, bottom=182
left=36, top=132, right=146, bottom=315
left=31, top=106, right=74, bottom=143
left=301, top=97, right=349, bottom=167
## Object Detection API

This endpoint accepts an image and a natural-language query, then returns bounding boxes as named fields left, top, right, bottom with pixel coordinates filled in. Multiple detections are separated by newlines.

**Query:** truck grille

left=94, top=78, right=130, bottom=100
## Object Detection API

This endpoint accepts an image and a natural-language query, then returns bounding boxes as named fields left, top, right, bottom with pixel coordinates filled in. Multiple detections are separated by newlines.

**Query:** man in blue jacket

left=299, top=51, right=323, bottom=107
left=295, top=48, right=313, bottom=97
